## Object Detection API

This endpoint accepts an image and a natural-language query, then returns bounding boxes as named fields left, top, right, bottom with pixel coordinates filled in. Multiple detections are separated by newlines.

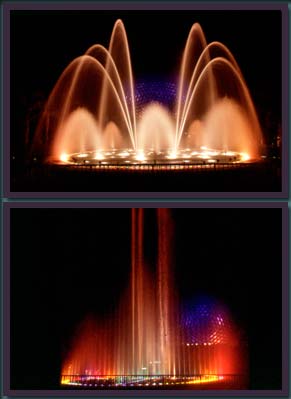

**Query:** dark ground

left=10, top=160, right=281, bottom=193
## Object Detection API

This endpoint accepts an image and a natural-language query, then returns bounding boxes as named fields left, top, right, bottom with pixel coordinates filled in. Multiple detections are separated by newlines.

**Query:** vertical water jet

left=61, top=209, right=247, bottom=388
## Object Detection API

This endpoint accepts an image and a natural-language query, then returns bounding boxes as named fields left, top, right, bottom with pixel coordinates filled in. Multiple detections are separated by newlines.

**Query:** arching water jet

left=33, top=20, right=263, bottom=168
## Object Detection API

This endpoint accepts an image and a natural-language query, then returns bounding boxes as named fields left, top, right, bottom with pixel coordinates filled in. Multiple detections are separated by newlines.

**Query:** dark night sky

left=10, top=9, right=282, bottom=160
left=10, top=207, right=282, bottom=390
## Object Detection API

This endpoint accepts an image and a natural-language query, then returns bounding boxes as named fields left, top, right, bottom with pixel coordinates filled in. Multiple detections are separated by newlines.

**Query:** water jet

left=61, top=209, right=247, bottom=389
left=33, top=20, right=263, bottom=169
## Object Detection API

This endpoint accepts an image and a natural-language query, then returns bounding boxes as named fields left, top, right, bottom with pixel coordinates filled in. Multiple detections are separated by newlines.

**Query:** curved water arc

left=54, top=55, right=135, bottom=150
left=86, top=44, right=135, bottom=144
left=178, top=41, right=243, bottom=146
left=178, top=57, right=263, bottom=154
left=175, top=23, right=207, bottom=149
left=109, top=19, right=137, bottom=148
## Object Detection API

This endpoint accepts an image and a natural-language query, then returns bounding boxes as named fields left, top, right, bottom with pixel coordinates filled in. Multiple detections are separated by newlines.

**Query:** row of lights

left=185, top=341, right=221, bottom=346
left=62, top=375, right=225, bottom=387
left=59, top=148, right=249, bottom=164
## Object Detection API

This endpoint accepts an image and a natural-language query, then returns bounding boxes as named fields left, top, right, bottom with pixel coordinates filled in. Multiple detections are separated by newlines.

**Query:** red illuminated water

left=61, top=209, right=247, bottom=388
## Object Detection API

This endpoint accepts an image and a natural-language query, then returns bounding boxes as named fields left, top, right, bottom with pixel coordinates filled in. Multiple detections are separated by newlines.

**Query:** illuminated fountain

left=34, top=20, right=263, bottom=169
left=61, top=209, right=247, bottom=388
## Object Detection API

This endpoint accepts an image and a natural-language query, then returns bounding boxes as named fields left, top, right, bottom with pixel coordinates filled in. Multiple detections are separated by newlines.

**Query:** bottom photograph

left=6, top=204, right=285, bottom=395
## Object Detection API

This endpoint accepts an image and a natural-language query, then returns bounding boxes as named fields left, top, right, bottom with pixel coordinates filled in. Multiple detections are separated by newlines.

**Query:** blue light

left=135, top=80, right=177, bottom=112
left=180, top=296, right=228, bottom=345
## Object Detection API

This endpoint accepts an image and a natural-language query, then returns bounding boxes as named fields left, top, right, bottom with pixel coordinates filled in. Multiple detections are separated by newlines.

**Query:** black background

left=10, top=207, right=282, bottom=390
left=11, top=9, right=282, bottom=162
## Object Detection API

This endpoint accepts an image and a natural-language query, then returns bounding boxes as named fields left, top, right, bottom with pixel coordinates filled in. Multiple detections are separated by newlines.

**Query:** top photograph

left=4, top=2, right=288, bottom=198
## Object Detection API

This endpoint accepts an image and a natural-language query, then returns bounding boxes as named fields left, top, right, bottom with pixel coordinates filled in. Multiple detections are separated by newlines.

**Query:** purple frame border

left=2, top=1, right=289, bottom=199
left=3, top=201, right=289, bottom=397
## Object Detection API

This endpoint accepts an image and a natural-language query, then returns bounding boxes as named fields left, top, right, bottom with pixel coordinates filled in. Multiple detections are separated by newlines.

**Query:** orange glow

left=94, top=152, right=105, bottom=160
left=32, top=19, right=263, bottom=164
left=240, top=152, right=251, bottom=162
left=186, top=375, right=223, bottom=384
left=61, top=209, right=248, bottom=388
left=55, top=148, right=253, bottom=166
left=135, top=150, right=146, bottom=161
left=60, top=153, right=69, bottom=163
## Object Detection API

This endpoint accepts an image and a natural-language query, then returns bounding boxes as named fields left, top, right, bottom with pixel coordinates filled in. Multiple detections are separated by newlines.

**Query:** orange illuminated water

left=33, top=20, right=263, bottom=166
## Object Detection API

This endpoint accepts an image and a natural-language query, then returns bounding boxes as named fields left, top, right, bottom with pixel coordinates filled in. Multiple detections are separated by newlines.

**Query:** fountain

left=61, top=209, right=247, bottom=388
left=33, top=20, right=263, bottom=169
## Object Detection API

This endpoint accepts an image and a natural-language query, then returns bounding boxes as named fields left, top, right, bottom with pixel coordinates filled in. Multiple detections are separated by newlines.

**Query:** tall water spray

left=61, top=209, right=246, bottom=388
left=33, top=20, right=263, bottom=166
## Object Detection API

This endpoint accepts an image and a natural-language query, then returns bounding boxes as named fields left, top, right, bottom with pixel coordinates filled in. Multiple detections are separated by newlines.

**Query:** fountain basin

left=61, top=373, right=243, bottom=388
left=57, top=148, right=252, bottom=167
left=33, top=20, right=263, bottom=166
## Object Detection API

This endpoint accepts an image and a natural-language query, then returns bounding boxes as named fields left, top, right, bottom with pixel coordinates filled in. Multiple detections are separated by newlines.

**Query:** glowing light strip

left=57, top=148, right=251, bottom=166
left=61, top=374, right=226, bottom=387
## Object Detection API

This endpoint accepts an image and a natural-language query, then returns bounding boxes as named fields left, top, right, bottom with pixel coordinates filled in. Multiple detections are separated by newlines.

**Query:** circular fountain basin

left=56, top=148, right=252, bottom=168
left=61, top=373, right=240, bottom=388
